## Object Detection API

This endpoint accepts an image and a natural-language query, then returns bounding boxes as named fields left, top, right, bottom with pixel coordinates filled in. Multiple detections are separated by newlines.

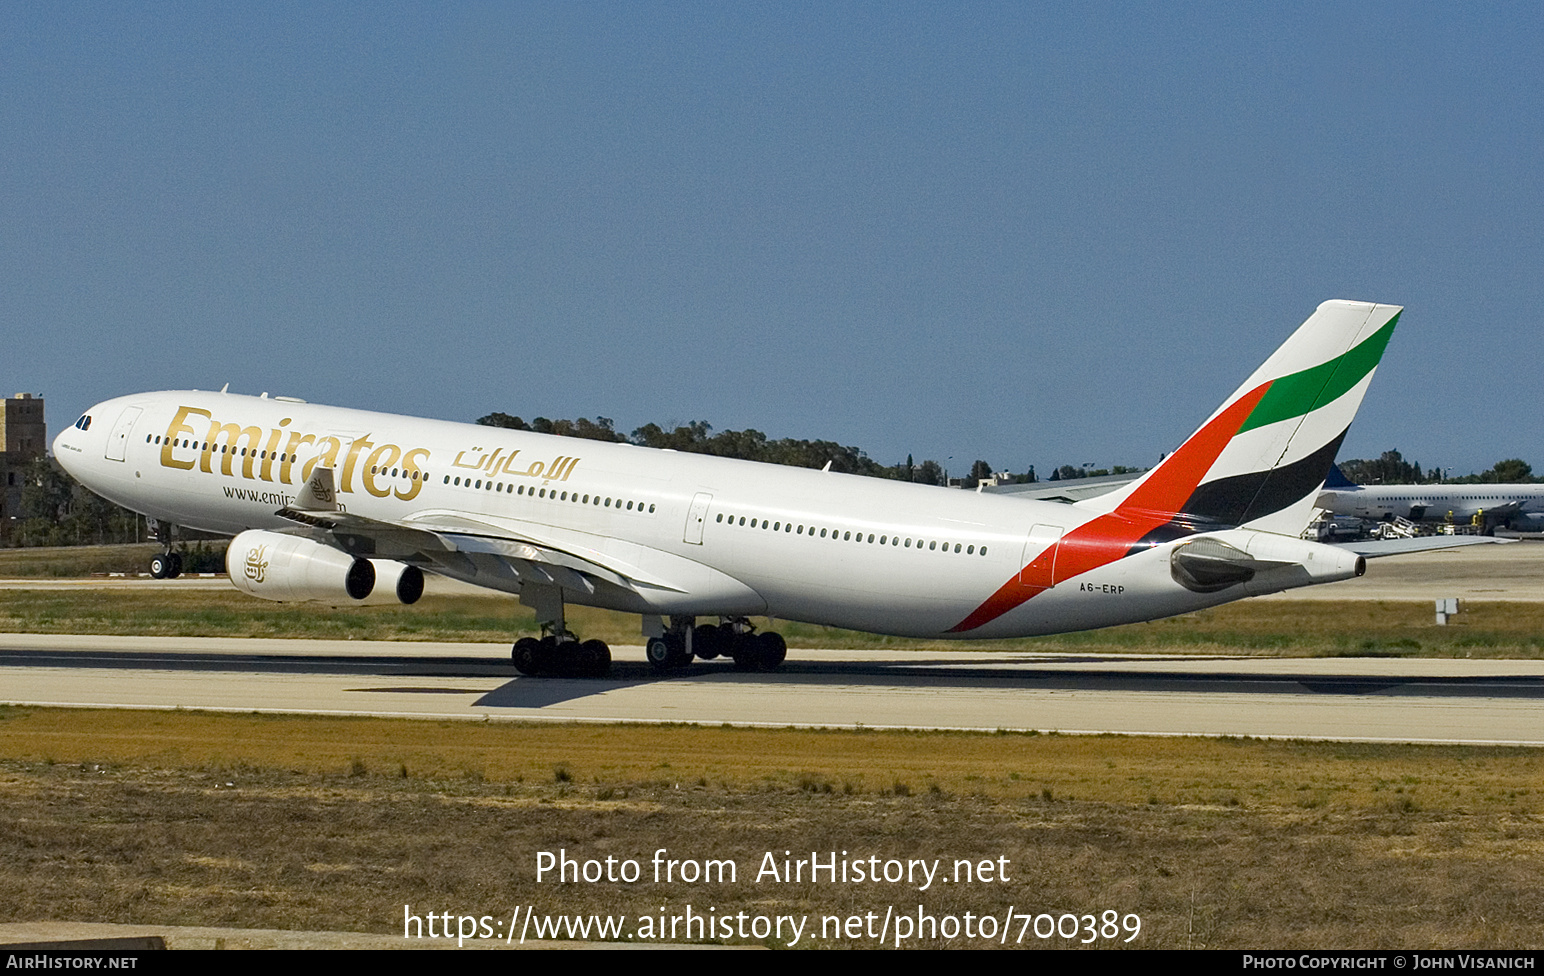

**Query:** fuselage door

left=683, top=491, right=713, bottom=545
left=1019, top=523, right=1063, bottom=586
left=104, top=406, right=143, bottom=462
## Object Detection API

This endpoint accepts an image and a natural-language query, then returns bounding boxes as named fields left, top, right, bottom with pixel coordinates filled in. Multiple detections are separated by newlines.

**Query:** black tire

left=512, top=637, right=542, bottom=675
left=758, top=631, right=787, bottom=669
left=692, top=625, right=718, bottom=660
left=645, top=637, right=673, bottom=670
left=149, top=554, right=171, bottom=579
left=168, top=552, right=184, bottom=578
left=578, top=639, right=612, bottom=677
left=668, top=633, right=692, bottom=667
left=730, top=632, right=763, bottom=671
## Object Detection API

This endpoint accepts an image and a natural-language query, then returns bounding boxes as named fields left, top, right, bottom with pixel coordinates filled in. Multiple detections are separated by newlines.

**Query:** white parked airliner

left=1317, top=465, right=1544, bottom=530
left=55, top=300, right=1402, bottom=676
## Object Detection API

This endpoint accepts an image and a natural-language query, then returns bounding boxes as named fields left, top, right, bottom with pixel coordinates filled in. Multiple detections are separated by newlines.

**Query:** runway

left=3, top=632, right=1543, bottom=746
left=3, top=544, right=1542, bottom=744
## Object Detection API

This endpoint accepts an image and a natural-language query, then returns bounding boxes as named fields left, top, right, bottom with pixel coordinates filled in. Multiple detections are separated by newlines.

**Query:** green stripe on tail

left=1238, top=311, right=1400, bottom=433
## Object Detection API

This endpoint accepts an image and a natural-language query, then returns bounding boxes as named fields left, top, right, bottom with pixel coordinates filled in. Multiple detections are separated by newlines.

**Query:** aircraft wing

left=1333, top=535, right=1518, bottom=558
left=275, top=468, right=686, bottom=595
left=985, top=473, right=1138, bottom=503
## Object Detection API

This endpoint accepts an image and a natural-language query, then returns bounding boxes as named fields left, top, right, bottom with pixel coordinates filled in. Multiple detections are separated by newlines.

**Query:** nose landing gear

left=146, top=520, right=182, bottom=579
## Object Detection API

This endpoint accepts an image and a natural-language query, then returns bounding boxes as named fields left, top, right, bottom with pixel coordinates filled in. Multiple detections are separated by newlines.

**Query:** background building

left=0, top=393, right=47, bottom=542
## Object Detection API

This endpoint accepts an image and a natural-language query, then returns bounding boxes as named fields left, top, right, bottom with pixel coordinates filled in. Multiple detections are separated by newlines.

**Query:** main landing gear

left=510, top=583, right=612, bottom=678
left=511, top=633, right=612, bottom=678
left=147, top=520, right=183, bottom=579
left=644, top=616, right=787, bottom=673
left=507, top=587, right=788, bottom=679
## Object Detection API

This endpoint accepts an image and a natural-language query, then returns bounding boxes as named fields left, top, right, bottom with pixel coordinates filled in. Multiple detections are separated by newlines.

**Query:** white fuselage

left=1318, top=485, right=1544, bottom=523
left=53, top=390, right=1359, bottom=639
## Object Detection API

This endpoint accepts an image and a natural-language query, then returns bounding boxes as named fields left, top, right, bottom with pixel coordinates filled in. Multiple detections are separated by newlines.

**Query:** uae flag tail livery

left=950, top=300, right=1399, bottom=634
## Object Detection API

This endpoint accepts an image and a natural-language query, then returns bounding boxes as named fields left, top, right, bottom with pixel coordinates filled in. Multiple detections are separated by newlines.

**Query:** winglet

left=292, top=467, right=340, bottom=512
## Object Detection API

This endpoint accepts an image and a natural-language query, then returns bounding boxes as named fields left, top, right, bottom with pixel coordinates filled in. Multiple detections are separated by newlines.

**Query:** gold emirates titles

left=158, top=405, right=579, bottom=503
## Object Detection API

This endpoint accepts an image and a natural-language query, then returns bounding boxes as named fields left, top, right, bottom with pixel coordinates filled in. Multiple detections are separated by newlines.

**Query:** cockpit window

left=74, top=415, right=92, bottom=430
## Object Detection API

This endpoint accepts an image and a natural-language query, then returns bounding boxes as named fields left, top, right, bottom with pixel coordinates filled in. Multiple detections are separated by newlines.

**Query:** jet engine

left=1169, top=531, right=1365, bottom=596
left=226, top=529, right=424, bottom=605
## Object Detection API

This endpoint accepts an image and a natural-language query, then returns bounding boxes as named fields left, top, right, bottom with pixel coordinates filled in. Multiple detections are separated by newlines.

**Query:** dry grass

left=1, top=707, right=1541, bottom=948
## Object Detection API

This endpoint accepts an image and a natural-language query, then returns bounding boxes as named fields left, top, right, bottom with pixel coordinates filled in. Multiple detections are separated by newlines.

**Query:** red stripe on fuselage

left=948, top=382, right=1271, bottom=633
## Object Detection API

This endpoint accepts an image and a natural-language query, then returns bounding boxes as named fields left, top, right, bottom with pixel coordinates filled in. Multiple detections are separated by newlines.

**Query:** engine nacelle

left=1169, top=529, right=1365, bottom=597
left=226, top=530, right=423, bottom=605
left=368, top=557, right=425, bottom=605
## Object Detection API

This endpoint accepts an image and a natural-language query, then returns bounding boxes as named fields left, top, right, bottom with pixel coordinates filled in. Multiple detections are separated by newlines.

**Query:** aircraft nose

left=51, top=404, right=101, bottom=477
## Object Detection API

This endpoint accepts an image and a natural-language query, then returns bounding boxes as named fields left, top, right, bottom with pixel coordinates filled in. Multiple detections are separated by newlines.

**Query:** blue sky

left=4, top=3, right=1540, bottom=478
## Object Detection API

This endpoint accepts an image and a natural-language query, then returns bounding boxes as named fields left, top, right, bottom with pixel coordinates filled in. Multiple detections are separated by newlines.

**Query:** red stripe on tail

left=948, top=382, right=1271, bottom=633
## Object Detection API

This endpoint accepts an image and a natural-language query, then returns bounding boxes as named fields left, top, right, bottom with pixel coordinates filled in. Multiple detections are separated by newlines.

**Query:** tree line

left=1337, top=450, right=1538, bottom=485
left=5, top=456, right=147, bottom=547
left=476, top=412, right=1039, bottom=488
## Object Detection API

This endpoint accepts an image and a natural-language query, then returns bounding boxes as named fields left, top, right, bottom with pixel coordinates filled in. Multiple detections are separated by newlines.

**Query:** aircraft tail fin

left=1323, top=463, right=1357, bottom=489
left=1077, top=300, right=1401, bottom=537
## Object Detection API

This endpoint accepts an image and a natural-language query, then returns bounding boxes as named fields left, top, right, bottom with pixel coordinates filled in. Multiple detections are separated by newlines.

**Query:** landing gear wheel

left=732, top=631, right=787, bottom=671
left=692, top=623, right=727, bottom=660
left=669, top=633, right=693, bottom=667
left=757, top=631, right=787, bottom=669
left=149, top=554, right=170, bottom=579
left=730, top=633, right=759, bottom=671
left=577, top=639, right=612, bottom=677
left=646, top=634, right=691, bottom=671
left=512, top=637, right=542, bottom=675
left=168, top=552, right=184, bottom=578
left=646, top=637, right=674, bottom=670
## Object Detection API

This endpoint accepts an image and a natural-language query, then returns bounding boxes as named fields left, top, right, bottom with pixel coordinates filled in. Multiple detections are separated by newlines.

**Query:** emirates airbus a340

left=56, top=300, right=1406, bottom=677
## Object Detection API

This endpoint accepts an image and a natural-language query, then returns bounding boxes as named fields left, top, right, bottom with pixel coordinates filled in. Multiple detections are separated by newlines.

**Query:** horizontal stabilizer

left=1335, top=536, right=1518, bottom=558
